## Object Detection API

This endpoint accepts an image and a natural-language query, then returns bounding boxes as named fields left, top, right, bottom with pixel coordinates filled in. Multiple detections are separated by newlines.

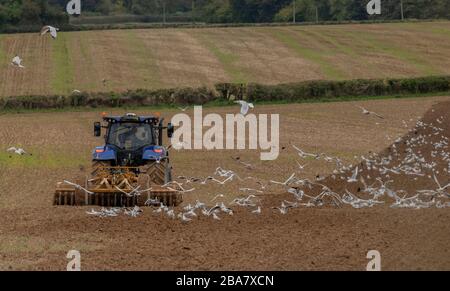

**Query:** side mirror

left=167, top=123, right=174, bottom=138
left=94, top=122, right=101, bottom=137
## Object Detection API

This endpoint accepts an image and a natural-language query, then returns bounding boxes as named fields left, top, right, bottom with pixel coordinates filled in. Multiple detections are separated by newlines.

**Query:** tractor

left=54, top=113, right=182, bottom=207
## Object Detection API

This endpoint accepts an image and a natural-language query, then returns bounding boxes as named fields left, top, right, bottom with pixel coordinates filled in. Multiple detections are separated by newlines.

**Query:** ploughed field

left=0, top=96, right=449, bottom=270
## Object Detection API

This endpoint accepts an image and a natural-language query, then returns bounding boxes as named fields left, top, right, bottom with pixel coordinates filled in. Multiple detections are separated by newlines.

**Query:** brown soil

left=0, top=97, right=449, bottom=270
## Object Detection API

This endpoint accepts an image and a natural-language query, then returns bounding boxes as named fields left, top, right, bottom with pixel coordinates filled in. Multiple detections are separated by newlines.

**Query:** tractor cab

left=93, top=113, right=174, bottom=167
left=107, top=121, right=154, bottom=151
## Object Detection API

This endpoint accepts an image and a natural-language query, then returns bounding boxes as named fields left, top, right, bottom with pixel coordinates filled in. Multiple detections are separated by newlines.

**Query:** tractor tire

left=142, top=159, right=172, bottom=185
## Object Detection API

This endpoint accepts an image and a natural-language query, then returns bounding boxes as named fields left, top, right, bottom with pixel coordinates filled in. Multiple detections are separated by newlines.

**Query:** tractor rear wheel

left=142, top=160, right=172, bottom=185
left=140, top=160, right=181, bottom=206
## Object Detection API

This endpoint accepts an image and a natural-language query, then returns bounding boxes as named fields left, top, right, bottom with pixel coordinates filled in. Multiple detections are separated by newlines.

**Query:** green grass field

left=51, top=33, right=74, bottom=94
left=0, top=21, right=449, bottom=97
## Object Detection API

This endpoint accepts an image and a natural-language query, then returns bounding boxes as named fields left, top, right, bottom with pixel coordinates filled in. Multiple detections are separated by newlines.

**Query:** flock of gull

left=83, top=109, right=449, bottom=221
left=2, top=106, right=447, bottom=221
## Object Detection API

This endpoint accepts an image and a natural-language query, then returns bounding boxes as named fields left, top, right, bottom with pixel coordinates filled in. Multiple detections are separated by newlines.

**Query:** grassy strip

left=305, top=29, right=386, bottom=78
left=270, top=29, right=345, bottom=80
left=414, top=24, right=450, bottom=38
left=0, top=35, right=5, bottom=66
left=196, top=34, right=247, bottom=83
left=124, top=30, right=161, bottom=88
left=247, top=90, right=450, bottom=105
left=428, top=27, right=450, bottom=37
left=0, top=151, right=85, bottom=168
left=51, top=32, right=74, bottom=94
left=350, top=30, right=439, bottom=76
left=302, top=29, right=356, bottom=56
left=76, top=32, right=97, bottom=91
left=383, top=22, right=450, bottom=38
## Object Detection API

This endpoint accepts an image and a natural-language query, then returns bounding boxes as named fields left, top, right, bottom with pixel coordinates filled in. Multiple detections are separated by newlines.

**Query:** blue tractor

left=54, top=113, right=182, bottom=207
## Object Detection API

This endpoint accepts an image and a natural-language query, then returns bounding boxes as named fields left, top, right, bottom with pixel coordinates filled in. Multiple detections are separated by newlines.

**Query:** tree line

left=1, top=0, right=449, bottom=28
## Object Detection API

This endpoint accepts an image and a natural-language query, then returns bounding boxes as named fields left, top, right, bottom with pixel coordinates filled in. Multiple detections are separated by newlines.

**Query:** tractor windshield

left=107, top=122, right=154, bottom=150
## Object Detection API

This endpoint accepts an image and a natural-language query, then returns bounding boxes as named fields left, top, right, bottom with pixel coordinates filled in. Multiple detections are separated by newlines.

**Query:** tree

left=197, top=0, right=233, bottom=23
left=0, top=0, right=22, bottom=26
left=229, top=0, right=292, bottom=22
left=20, top=0, right=42, bottom=25
left=319, top=0, right=365, bottom=21
left=96, top=0, right=113, bottom=15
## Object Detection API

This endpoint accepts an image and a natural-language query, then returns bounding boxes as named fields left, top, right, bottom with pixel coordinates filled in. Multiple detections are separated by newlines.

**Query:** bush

left=0, top=87, right=218, bottom=110
left=0, top=76, right=448, bottom=111
left=239, top=76, right=450, bottom=102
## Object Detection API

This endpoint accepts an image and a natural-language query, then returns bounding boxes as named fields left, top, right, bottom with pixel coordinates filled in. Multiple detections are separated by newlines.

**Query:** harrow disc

left=144, top=185, right=183, bottom=207
left=53, top=181, right=85, bottom=206
left=54, top=166, right=183, bottom=207
left=53, top=189, right=77, bottom=206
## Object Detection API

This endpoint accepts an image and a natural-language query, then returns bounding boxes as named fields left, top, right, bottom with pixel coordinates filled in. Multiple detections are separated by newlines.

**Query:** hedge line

left=69, top=14, right=194, bottom=25
left=221, top=75, right=450, bottom=102
left=0, top=18, right=446, bottom=34
left=0, top=76, right=449, bottom=110
left=244, top=76, right=450, bottom=101
left=0, top=87, right=214, bottom=110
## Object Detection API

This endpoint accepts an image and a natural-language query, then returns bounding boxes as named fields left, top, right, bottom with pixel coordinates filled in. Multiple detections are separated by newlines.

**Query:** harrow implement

left=54, top=166, right=182, bottom=207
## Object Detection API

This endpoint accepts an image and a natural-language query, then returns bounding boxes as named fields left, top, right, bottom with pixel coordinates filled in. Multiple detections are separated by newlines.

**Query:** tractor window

left=107, top=123, right=154, bottom=150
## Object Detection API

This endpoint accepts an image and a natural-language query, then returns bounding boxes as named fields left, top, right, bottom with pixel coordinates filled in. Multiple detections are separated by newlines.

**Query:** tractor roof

left=103, top=113, right=160, bottom=124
